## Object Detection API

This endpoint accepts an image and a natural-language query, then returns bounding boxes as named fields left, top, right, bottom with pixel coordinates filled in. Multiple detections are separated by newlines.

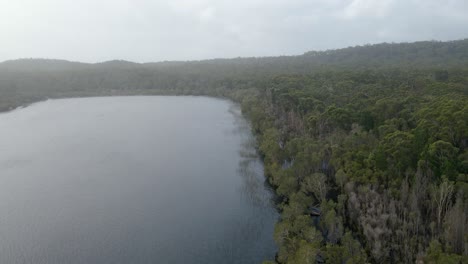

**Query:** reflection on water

left=0, top=96, right=278, bottom=264
left=229, top=105, right=275, bottom=209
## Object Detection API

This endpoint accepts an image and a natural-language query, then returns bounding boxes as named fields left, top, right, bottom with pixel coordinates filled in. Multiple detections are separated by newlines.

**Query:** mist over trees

left=0, top=39, right=467, bottom=263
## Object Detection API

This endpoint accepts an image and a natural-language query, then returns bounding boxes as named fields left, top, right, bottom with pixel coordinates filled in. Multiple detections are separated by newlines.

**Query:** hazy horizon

left=1, top=0, right=467, bottom=63
left=1, top=38, right=467, bottom=65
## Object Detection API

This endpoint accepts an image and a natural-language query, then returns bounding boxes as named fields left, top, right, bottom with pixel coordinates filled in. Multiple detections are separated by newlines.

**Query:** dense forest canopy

left=0, top=39, right=467, bottom=264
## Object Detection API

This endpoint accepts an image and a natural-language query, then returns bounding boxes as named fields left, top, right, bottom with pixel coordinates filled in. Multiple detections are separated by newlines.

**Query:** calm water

left=0, top=96, right=278, bottom=264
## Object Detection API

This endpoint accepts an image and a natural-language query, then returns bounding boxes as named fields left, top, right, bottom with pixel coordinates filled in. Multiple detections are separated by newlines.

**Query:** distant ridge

left=0, top=58, right=90, bottom=71
left=1, top=39, right=468, bottom=71
left=301, top=39, right=468, bottom=67
left=94, top=60, right=140, bottom=68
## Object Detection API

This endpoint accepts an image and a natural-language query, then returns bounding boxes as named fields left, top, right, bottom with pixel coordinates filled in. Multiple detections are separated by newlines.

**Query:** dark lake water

left=0, top=96, right=278, bottom=264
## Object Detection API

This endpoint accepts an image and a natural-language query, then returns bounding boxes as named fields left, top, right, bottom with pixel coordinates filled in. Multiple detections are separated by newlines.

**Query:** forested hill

left=302, top=39, right=468, bottom=68
left=0, top=39, right=467, bottom=263
left=2, top=39, right=468, bottom=72
left=0, top=59, right=90, bottom=72
left=1, top=39, right=467, bottom=111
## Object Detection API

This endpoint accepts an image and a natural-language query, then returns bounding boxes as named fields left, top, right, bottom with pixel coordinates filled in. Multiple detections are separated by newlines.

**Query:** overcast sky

left=0, top=0, right=467, bottom=63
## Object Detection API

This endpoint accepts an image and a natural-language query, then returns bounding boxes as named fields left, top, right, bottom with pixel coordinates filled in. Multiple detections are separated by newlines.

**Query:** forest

left=0, top=39, right=467, bottom=263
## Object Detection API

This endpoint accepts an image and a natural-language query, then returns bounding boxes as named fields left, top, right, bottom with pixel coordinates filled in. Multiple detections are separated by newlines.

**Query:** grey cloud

left=0, top=0, right=466, bottom=62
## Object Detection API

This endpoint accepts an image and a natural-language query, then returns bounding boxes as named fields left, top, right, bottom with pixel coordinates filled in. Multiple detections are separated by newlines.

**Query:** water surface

left=0, top=96, right=277, bottom=264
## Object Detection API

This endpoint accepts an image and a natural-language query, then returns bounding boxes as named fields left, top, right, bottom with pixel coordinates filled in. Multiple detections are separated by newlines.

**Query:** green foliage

left=381, top=131, right=416, bottom=174
left=302, top=173, right=328, bottom=203
left=259, top=128, right=283, bottom=164
left=416, top=98, right=468, bottom=147
left=274, top=216, right=322, bottom=263
left=425, top=240, right=464, bottom=264
left=428, top=140, right=460, bottom=180
left=288, top=240, right=319, bottom=264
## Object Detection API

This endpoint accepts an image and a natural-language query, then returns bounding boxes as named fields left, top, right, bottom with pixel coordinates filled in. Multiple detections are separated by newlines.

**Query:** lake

left=0, top=96, right=278, bottom=264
